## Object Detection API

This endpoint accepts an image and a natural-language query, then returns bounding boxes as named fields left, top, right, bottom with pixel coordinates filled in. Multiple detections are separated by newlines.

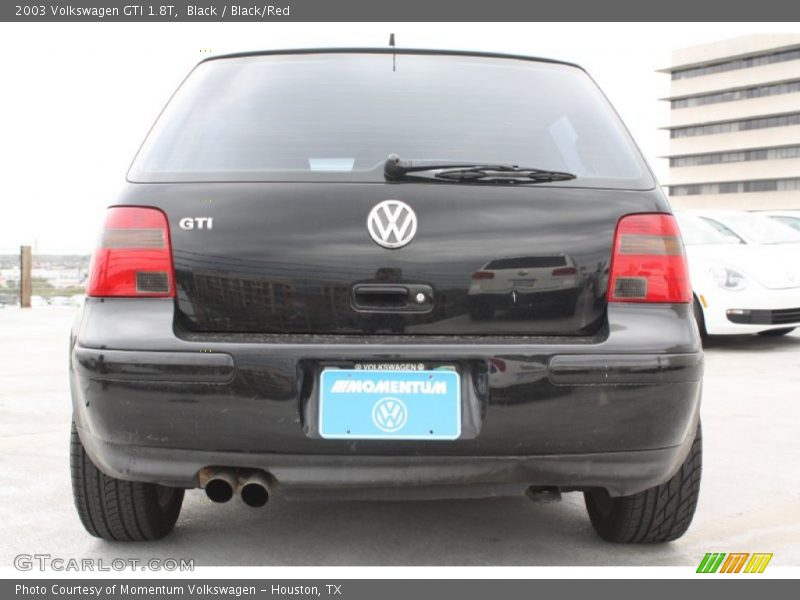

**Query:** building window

left=669, top=145, right=800, bottom=167
left=669, top=177, right=800, bottom=196
left=719, top=182, right=741, bottom=193
left=670, top=112, right=800, bottom=138
left=671, top=47, right=800, bottom=80
left=670, top=80, right=800, bottom=109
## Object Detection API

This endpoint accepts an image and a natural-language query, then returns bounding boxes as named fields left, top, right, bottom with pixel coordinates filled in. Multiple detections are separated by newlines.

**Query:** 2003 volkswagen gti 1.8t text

left=70, top=49, right=703, bottom=544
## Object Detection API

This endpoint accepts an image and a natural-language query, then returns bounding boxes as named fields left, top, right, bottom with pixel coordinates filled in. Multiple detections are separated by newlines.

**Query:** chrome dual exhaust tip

left=203, top=469, right=269, bottom=507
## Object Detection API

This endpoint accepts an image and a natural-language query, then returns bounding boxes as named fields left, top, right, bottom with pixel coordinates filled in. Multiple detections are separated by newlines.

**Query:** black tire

left=757, top=327, right=795, bottom=337
left=70, top=421, right=184, bottom=541
left=584, top=423, right=702, bottom=543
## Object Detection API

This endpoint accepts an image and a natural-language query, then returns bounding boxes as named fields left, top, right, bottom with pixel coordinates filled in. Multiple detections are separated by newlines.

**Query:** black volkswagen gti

left=70, top=49, right=703, bottom=543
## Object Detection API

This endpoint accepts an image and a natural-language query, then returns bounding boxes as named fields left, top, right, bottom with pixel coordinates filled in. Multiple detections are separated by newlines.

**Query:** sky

left=0, top=22, right=797, bottom=253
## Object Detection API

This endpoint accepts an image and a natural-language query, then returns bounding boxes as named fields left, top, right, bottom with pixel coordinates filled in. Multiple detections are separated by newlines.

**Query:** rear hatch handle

left=351, top=283, right=433, bottom=313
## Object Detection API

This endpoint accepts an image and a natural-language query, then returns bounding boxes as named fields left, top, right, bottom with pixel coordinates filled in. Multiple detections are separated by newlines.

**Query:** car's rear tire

left=70, top=421, right=184, bottom=541
left=584, top=422, right=702, bottom=543
left=757, top=327, right=795, bottom=337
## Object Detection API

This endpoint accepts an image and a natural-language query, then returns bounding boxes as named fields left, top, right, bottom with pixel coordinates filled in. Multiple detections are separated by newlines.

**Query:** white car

left=691, top=209, right=800, bottom=247
left=761, top=210, right=800, bottom=234
left=675, top=212, right=800, bottom=337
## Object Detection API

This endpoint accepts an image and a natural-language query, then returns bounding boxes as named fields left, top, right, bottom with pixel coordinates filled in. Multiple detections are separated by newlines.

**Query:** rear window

left=128, top=52, right=653, bottom=189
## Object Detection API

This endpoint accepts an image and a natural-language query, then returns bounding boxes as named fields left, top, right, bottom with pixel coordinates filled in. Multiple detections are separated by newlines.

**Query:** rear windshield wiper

left=384, top=154, right=576, bottom=184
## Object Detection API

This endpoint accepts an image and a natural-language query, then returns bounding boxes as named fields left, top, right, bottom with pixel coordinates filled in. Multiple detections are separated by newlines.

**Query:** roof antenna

left=389, top=33, right=396, bottom=72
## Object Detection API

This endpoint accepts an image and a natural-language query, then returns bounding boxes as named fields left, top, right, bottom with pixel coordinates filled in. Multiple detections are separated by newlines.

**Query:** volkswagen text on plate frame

left=69, top=49, right=704, bottom=544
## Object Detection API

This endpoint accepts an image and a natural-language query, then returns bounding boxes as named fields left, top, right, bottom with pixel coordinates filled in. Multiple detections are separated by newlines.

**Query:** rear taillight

left=551, top=266, right=578, bottom=277
left=607, top=213, right=691, bottom=303
left=86, top=207, right=175, bottom=298
left=472, top=271, right=495, bottom=280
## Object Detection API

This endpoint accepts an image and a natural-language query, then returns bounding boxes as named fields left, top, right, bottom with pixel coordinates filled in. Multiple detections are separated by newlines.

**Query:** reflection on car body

left=467, top=254, right=581, bottom=320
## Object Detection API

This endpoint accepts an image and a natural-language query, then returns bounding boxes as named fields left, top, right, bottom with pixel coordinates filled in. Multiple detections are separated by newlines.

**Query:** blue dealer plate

left=319, top=369, right=461, bottom=440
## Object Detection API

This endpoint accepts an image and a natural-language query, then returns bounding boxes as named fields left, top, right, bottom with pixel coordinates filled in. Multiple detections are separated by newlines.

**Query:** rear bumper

left=70, top=298, right=703, bottom=498
left=75, top=426, right=698, bottom=499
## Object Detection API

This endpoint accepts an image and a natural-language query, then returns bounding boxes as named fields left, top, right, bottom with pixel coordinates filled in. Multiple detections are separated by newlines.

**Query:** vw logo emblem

left=372, top=397, right=408, bottom=433
left=367, top=200, right=417, bottom=249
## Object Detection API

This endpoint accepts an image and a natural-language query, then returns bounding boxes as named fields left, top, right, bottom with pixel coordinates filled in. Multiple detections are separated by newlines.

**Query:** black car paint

left=120, top=183, right=670, bottom=336
left=71, top=298, right=702, bottom=496
left=70, top=49, right=703, bottom=500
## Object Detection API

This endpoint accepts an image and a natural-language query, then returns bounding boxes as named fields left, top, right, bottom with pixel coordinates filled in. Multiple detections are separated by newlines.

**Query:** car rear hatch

left=123, top=182, right=669, bottom=336
left=124, top=50, right=663, bottom=335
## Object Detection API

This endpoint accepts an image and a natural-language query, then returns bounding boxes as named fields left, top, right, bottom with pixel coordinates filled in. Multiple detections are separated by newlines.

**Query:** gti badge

left=179, top=217, right=213, bottom=230
left=366, top=200, right=417, bottom=249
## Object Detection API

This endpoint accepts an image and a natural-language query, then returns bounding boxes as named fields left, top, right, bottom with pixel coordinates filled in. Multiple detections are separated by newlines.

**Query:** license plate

left=510, top=278, right=536, bottom=286
left=319, top=368, right=461, bottom=440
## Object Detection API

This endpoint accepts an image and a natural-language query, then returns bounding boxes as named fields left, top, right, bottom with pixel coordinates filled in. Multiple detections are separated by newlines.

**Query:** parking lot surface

left=1, top=307, right=798, bottom=566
